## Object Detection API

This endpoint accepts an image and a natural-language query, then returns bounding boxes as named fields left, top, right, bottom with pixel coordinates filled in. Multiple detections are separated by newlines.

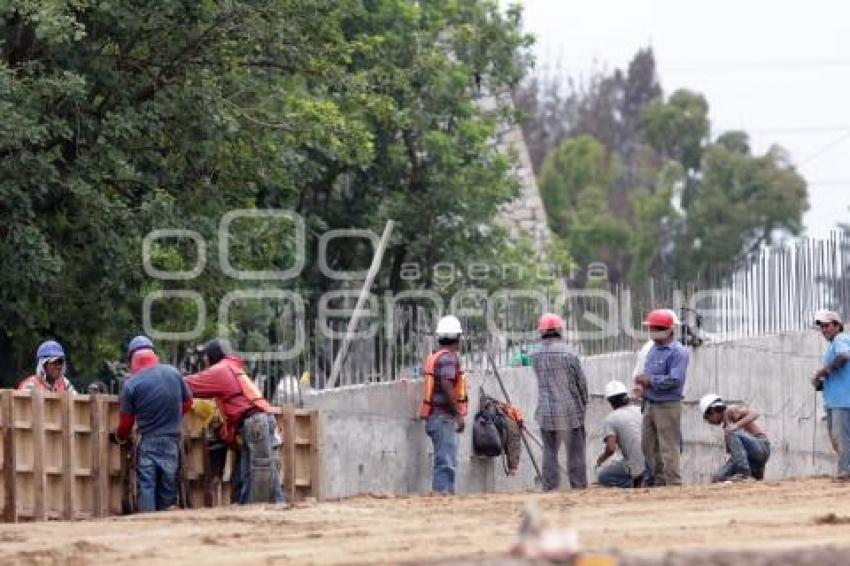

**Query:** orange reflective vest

left=418, top=349, right=468, bottom=419
left=17, top=375, right=70, bottom=393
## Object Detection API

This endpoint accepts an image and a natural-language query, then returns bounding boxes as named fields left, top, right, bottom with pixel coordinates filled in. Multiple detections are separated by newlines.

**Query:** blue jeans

left=426, top=413, right=458, bottom=494
left=232, top=413, right=284, bottom=504
left=597, top=460, right=636, bottom=488
left=714, top=430, right=770, bottom=481
left=136, top=435, right=180, bottom=513
left=827, top=408, right=850, bottom=476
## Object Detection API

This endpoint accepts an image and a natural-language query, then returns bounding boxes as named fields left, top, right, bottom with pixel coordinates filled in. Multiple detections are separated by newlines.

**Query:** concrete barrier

left=306, top=331, right=836, bottom=499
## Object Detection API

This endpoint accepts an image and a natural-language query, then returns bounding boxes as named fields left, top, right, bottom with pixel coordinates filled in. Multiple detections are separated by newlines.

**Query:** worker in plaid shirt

left=531, top=313, right=588, bottom=490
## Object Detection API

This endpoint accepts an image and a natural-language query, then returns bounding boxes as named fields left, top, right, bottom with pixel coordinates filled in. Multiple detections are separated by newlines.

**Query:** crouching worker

left=700, top=394, right=770, bottom=482
left=596, top=381, right=645, bottom=488
left=113, top=336, right=193, bottom=512
left=185, top=339, right=283, bottom=504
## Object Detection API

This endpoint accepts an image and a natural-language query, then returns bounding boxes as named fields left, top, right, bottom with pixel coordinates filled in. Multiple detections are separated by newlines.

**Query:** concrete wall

left=306, top=331, right=836, bottom=499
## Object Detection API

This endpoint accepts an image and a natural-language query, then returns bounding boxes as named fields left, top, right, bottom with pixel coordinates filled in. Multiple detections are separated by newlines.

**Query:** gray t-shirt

left=602, top=405, right=645, bottom=478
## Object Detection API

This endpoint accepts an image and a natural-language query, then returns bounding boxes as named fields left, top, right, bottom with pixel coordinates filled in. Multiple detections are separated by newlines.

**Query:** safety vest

left=17, top=375, right=70, bottom=393
left=418, top=349, right=468, bottom=419
left=215, top=367, right=273, bottom=447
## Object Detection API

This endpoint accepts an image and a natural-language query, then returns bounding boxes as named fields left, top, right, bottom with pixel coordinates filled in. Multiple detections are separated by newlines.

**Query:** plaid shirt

left=531, top=338, right=587, bottom=430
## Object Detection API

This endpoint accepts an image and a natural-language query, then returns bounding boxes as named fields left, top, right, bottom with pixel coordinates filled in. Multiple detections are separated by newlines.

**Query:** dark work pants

left=540, top=427, right=587, bottom=490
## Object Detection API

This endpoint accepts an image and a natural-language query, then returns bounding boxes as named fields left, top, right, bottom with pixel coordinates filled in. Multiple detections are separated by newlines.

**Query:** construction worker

left=419, top=315, right=468, bottom=494
left=634, top=308, right=689, bottom=487
left=812, top=310, right=850, bottom=479
left=17, top=340, right=77, bottom=393
left=632, top=309, right=679, bottom=398
left=112, top=336, right=193, bottom=512
left=700, top=394, right=770, bottom=482
left=596, top=381, right=644, bottom=488
left=185, top=339, right=283, bottom=504
left=531, top=313, right=588, bottom=490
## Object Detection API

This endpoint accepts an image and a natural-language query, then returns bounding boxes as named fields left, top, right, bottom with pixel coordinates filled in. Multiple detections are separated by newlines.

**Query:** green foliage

left=0, top=0, right=535, bottom=383
left=538, top=135, right=629, bottom=280
left=674, top=138, right=808, bottom=277
left=517, top=48, right=808, bottom=288
left=641, top=89, right=709, bottom=173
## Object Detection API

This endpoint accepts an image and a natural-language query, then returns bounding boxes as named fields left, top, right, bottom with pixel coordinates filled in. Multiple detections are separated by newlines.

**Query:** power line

left=807, top=180, right=850, bottom=186
left=797, top=130, right=850, bottom=166
left=749, top=125, right=850, bottom=135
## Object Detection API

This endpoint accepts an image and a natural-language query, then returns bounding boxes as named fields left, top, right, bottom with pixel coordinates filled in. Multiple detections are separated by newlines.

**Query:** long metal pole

left=326, top=220, right=395, bottom=390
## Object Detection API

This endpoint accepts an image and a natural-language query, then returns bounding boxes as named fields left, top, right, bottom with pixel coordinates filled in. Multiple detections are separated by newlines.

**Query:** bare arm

left=725, top=405, right=758, bottom=431
left=597, top=435, right=618, bottom=467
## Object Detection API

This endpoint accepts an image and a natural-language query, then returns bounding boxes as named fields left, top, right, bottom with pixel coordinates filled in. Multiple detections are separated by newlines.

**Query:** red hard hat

left=642, top=309, right=676, bottom=329
left=538, top=313, right=565, bottom=333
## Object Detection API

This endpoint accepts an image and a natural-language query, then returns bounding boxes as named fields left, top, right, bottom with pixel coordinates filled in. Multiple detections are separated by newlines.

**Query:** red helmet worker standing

left=634, top=309, right=690, bottom=487
left=531, top=313, right=588, bottom=490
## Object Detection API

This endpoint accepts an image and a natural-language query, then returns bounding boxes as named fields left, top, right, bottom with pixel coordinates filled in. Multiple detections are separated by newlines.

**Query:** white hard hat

left=814, top=309, right=842, bottom=326
left=699, top=393, right=725, bottom=418
left=604, top=380, right=628, bottom=399
left=435, top=315, right=463, bottom=338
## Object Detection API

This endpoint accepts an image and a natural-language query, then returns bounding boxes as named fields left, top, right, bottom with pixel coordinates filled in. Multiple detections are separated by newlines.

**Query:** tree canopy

left=518, top=48, right=809, bottom=288
left=0, top=0, right=535, bottom=383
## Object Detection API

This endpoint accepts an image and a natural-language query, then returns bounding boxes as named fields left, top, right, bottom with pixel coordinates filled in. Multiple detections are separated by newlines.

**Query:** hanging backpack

left=473, top=403, right=505, bottom=458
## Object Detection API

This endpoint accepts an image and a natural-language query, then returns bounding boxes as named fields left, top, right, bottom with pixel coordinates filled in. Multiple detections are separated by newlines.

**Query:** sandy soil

left=2, top=478, right=850, bottom=565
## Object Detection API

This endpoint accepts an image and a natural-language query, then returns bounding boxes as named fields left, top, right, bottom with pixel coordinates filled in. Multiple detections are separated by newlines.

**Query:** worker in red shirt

left=184, top=339, right=283, bottom=504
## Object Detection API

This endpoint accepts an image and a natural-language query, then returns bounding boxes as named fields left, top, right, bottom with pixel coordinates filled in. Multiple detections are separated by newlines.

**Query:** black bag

left=473, top=405, right=505, bottom=457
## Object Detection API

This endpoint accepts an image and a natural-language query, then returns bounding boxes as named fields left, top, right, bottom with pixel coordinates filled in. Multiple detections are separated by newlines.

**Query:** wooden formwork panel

left=0, top=390, right=321, bottom=522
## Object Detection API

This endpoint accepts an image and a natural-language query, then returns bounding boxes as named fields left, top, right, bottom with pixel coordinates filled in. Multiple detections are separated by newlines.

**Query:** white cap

left=699, top=393, right=725, bottom=418
left=435, top=315, right=463, bottom=338
left=604, top=380, right=628, bottom=399
left=814, top=310, right=842, bottom=326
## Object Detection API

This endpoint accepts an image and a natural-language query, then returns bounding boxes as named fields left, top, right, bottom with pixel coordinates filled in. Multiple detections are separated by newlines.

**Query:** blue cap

left=36, top=340, right=65, bottom=362
left=127, top=335, right=154, bottom=359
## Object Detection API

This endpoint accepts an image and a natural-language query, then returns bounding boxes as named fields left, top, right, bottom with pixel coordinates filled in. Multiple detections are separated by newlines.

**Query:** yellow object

left=575, top=554, right=618, bottom=566
left=300, top=371, right=311, bottom=385
left=191, top=399, right=217, bottom=427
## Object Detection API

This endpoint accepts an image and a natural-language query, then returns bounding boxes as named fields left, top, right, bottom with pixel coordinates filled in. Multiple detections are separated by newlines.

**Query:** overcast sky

left=518, top=0, right=850, bottom=239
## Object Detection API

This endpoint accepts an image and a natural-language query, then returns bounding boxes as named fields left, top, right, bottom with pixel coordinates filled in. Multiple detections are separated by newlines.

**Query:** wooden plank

left=90, top=395, right=107, bottom=518
left=60, top=392, right=74, bottom=520
left=308, top=409, right=321, bottom=501
left=31, top=389, right=47, bottom=521
left=2, top=391, right=17, bottom=522
left=281, top=409, right=296, bottom=503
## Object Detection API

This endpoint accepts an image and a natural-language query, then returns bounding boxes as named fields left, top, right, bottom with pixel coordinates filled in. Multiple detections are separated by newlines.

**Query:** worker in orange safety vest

left=419, top=315, right=468, bottom=494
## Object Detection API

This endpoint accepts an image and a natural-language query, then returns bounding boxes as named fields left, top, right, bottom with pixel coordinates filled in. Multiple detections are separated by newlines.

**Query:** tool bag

left=472, top=403, right=506, bottom=457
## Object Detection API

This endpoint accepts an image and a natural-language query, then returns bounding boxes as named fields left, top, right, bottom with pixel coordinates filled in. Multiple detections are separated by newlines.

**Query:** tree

left=538, top=134, right=630, bottom=282
left=517, top=50, right=808, bottom=290
left=673, top=135, right=808, bottom=279
left=0, top=0, right=536, bottom=383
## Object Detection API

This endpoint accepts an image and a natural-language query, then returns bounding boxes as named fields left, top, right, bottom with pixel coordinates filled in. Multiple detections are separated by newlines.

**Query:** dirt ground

left=2, top=478, right=850, bottom=565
